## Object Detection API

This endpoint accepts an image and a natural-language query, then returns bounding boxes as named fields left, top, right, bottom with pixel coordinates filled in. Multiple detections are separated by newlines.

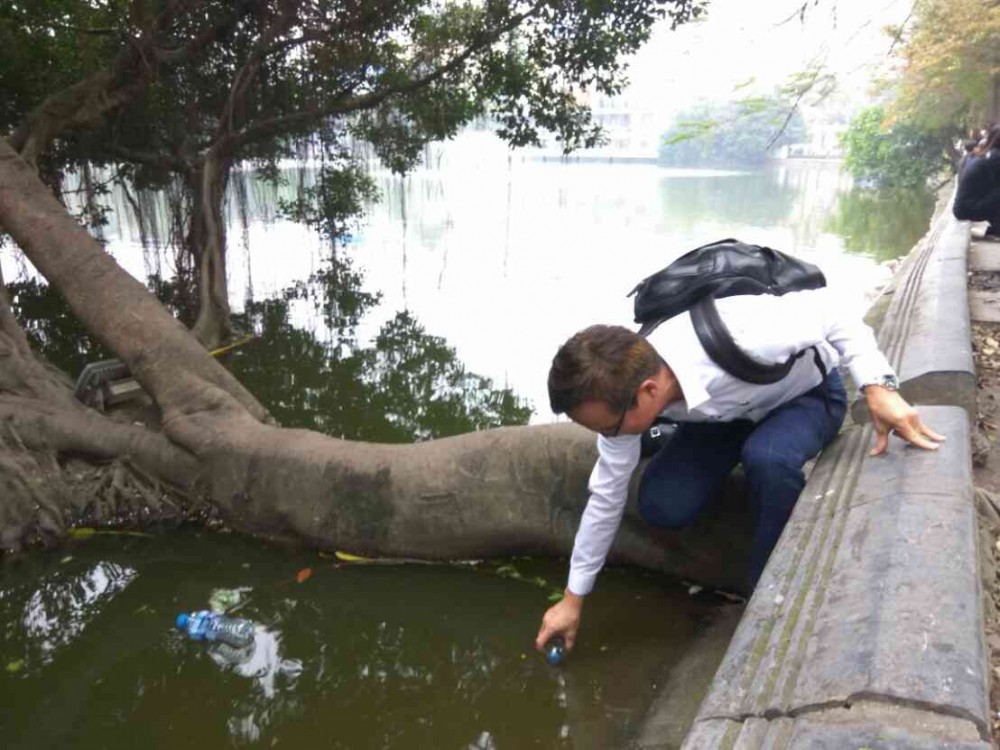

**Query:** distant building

left=778, top=105, right=847, bottom=159
left=528, top=90, right=667, bottom=162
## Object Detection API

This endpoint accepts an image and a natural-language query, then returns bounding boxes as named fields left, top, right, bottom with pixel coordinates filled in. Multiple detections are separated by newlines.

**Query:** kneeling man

left=535, top=288, right=943, bottom=655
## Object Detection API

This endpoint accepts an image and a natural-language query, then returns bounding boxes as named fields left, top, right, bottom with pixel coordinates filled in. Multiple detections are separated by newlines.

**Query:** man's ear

left=638, top=377, right=659, bottom=399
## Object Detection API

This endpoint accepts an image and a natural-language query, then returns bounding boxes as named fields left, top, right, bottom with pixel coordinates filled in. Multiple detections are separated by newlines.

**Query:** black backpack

left=629, top=238, right=827, bottom=385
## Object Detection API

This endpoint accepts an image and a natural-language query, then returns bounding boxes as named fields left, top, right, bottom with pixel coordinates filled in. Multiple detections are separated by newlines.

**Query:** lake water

left=0, top=529, right=739, bottom=749
left=2, top=132, right=934, bottom=422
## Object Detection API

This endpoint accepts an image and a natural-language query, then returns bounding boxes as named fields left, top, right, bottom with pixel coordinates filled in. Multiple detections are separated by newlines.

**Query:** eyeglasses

left=601, top=398, right=633, bottom=438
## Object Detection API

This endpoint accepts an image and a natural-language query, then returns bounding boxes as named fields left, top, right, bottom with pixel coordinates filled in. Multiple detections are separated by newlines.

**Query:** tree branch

left=218, top=0, right=302, bottom=138
left=886, top=8, right=914, bottom=57
left=101, top=145, right=187, bottom=171
left=220, top=0, right=548, bottom=154
left=5, top=0, right=241, bottom=166
left=35, top=20, right=120, bottom=35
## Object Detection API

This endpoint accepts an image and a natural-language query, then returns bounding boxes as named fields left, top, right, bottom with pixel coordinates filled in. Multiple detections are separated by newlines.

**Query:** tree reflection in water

left=6, top=259, right=532, bottom=442
left=825, top=186, right=936, bottom=262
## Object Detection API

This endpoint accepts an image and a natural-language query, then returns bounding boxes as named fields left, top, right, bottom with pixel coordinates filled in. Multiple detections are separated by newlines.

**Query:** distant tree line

left=658, top=97, right=807, bottom=167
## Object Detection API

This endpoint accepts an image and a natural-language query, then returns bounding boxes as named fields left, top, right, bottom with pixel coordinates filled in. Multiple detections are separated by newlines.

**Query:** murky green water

left=0, top=530, right=736, bottom=749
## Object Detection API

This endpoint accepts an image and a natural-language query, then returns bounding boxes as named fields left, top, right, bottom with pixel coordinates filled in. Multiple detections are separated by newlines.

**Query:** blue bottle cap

left=175, top=613, right=189, bottom=629
left=544, top=637, right=565, bottom=665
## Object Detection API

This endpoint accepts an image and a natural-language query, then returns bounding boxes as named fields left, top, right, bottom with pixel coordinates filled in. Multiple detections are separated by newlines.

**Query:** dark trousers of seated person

left=637, top=372, right=847, bottom=589
left=954, top=188, right=1000, bottom=233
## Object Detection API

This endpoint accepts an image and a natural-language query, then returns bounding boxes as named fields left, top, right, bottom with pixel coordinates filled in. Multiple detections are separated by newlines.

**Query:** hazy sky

left=623, top=0, right=913, bottom=117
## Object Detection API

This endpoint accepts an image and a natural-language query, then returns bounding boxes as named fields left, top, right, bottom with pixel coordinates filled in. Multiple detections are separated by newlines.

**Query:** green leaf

left=547, top=590, right=564, bottom=602
left=69, top=527, right=95, bottom=540
left=5, top=659, right=24, bottom=673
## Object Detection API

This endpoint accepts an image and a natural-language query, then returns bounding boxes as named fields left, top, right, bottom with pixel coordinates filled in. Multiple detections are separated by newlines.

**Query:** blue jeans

left=637, top=372, right=848, bottom=588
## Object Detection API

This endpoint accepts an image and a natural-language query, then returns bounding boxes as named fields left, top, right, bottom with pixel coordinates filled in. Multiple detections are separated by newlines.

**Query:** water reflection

left=826, top=186, right=936, bottom=261
left=210, top=623, right=305, bottom=744
left=230, top=294, right=532, bottom=440
left=657, top=169, right=799, bottom=229
left=5, top=274, right=532, bottom=440
left=209, top=625, right=304, bottom=695
left=22, top=561, right=136, bottom=665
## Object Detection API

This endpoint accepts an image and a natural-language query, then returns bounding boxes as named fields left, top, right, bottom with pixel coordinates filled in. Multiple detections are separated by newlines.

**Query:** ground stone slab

left=969, top=241, right=1000, bottom=272
left=970, top=290, right=1000, bottom=323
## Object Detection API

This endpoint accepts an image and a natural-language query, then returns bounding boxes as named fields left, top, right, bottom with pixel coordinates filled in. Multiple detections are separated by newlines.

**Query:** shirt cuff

left=567, top=569, right=596, bottom=597
left=846, top=350, right=895, bottom=392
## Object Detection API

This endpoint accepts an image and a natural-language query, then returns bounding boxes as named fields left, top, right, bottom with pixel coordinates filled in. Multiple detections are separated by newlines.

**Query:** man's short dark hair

left=548, top=325, right=662, bottom=414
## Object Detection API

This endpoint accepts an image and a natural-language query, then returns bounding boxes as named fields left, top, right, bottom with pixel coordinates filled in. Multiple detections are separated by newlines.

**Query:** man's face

left=568, top=385, right=661, bottom=438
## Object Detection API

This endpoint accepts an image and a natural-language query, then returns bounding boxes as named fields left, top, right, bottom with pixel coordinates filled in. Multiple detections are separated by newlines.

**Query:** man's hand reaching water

left=535, top=590, right=583, bottom=654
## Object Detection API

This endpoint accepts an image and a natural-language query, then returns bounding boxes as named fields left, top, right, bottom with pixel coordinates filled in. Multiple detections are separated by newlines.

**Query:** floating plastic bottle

left=176, top=610, right=255, bottom=649
left=544, top=636, right=566, bottom=666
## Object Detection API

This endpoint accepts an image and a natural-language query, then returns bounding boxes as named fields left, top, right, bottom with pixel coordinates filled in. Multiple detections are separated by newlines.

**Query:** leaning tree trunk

left=188, top=149, right=234, bottom=349
left=0, top=140, right=750, bottom=589
left=0, top=263, right=203, bottom=549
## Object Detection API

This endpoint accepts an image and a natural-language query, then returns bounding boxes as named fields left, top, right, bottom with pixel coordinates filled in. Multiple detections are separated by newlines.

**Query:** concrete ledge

left=681, top=193, right=990, bottom=748
left=852, top=209, right=975, bottom=422
left=686, top=707, right=991, bottom=749
left=681, top=408, right=988, bottom=748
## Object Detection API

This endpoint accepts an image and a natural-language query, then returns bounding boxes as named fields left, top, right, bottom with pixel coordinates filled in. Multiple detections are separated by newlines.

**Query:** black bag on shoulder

left=629, top=238, right=827, bottom=385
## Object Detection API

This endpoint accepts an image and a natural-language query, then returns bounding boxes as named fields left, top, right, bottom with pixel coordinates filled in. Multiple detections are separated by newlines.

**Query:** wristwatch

left=861, top=374, right=900, bottom=392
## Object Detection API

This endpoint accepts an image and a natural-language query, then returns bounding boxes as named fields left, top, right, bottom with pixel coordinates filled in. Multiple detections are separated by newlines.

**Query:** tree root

left=0, top=416, right=208, bottom=553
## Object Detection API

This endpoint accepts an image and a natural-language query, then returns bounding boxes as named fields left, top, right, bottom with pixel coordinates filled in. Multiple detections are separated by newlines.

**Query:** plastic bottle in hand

left=176, top=610, right=255, bottom=648
left=544, top=635, right=566, bottom=665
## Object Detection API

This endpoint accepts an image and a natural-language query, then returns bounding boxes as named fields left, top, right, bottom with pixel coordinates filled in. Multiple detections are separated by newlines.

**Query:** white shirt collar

left=661, top=348, right=710, bottom=413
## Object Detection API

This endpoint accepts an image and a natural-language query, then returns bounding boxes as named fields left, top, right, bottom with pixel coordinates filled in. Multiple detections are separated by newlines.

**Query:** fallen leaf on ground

left=334, top=551, right=371, bottom=562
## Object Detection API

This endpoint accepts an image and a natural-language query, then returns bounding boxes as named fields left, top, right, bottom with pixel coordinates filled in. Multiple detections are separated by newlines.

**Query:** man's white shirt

left=566, top=288, right=894, bottom=596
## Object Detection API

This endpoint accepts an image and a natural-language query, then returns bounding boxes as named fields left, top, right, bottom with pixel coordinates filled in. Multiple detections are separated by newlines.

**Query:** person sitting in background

left=958, top=137, right=978, bottom=172
left=954, top=126, right=1000, bottom=239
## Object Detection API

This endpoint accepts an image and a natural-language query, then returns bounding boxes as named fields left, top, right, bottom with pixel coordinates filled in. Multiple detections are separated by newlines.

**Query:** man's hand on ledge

left=865, top=385, right=946, bottom=456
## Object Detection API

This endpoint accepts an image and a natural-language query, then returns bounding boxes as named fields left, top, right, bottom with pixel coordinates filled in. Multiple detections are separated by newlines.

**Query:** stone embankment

left=675, top=196, right=991, bottom=748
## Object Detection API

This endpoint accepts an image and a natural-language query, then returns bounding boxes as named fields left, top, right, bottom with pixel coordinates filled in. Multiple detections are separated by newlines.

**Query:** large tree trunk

left=189, top=149, right=234, bottom=349
left=0, top=262, right=203, bottom=549
left=0, top=140, right=750, bottom=588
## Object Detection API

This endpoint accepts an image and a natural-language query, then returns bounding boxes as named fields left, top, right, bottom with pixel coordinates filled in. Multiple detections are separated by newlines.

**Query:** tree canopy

left=892, top=0, right=1000, bottom=131
left=2, top=0, right=706, bottom=346
left=658, top=97, right=807, bottom=167
left=840, top=105, right=950, bottom=190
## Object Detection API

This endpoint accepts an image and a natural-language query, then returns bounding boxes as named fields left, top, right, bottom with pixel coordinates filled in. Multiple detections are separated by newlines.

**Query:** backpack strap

left=689, top=296, right=804, bottom=385
left=644, top=296, right=832, bottom=406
